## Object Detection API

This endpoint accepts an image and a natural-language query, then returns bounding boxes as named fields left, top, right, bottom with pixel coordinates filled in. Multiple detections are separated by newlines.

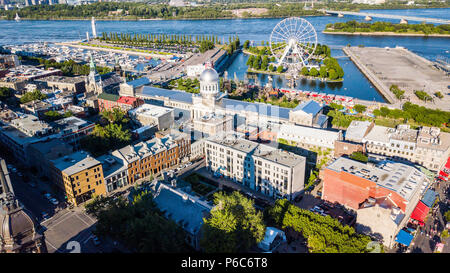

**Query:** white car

left=49, top=198, right=59, bottom=205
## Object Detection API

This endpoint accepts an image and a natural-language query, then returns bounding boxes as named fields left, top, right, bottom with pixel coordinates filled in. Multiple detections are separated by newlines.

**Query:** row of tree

left=301, top=57, right=344, bottom=80
left=100, top=32, right=222, bottom=47
left=265, top=199, right=373, bottom=252
left=326, top=20, right=450, bottom=35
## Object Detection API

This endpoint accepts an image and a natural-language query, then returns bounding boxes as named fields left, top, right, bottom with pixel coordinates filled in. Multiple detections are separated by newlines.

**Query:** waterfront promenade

left=344, top=46, right=450, bottom=110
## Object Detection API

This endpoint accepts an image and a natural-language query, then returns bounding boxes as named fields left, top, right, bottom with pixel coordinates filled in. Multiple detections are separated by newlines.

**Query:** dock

left=343, top=46, right=450, bottom=110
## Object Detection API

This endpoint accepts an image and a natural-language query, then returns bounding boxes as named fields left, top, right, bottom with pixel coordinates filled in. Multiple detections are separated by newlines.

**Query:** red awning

left=445, top=157, right=450, bottom=169
left=410, top=201, right=430, bottom=225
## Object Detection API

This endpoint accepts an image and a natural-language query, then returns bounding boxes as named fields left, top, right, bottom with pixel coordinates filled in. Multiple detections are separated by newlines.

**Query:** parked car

left=49, top=198, right=59, bottom=205
left=41, top=212, right=50, bottom=220
left=92, top=236, right=101, bottom=246
left=44, top=193, right=52, bottom=200
left=29, top=182, right=36, bottom=188
left=17, top=172, right=23, bottom=177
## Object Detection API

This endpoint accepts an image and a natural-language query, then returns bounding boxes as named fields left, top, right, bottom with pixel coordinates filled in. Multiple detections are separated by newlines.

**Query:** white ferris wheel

left=270, top=17, right=318, bottom=69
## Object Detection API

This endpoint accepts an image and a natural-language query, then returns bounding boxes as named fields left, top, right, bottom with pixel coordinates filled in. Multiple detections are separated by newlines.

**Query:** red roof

left=117, top=96, right=139, bottom=105
left=410, top=201, right=430, bottom=225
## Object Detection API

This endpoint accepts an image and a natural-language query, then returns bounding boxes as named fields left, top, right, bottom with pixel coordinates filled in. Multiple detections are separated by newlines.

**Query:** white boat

left=15, top=13, right=21, bottom=22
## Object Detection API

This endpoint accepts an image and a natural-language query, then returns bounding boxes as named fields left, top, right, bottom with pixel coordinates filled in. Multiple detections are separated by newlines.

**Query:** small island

left=324, top=20, right=450, bottom=37
left=243, top=41, right=344, bottom=82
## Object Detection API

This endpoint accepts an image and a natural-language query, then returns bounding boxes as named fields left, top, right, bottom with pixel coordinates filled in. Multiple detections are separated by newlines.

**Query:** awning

left=395, top=230, right=414, bottom=247
left=410, top=201, right=430, bottom=225
left=445, top=157, right=450, bottom=169
left=421, top=189, right=437, bottom=208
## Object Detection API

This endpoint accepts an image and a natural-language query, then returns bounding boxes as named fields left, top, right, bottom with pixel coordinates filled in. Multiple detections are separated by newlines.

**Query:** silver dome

left=200, top=68, right=219, bottom=83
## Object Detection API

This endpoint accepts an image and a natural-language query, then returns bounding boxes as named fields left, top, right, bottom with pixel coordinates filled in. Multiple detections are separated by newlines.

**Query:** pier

left=343, top=46, right=450, bottom=110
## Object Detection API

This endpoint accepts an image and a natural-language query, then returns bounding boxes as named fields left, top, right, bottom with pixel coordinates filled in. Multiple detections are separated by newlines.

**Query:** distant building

left=205, top=133, right=306, bottom=200
left=155, top=129, right=191, bottom=160
left=86, top=54, right=103, bottom=95
left=186, top=64, right=206, bottom=78
left=50, top=151, right=106, bottom=206
left=0, top=54, right=20, bottom=70
left=322, top=157, right=428, bottom=247
left=97, top=93, right=144, bottom=112
left=36, top=75, right=86, bottom=94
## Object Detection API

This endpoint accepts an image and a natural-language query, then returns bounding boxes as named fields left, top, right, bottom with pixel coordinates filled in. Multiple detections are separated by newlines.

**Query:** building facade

left=204, top=134, right=306, bottom=200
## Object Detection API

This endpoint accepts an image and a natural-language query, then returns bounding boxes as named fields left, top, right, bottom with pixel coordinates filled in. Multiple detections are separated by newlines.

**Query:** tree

left=243, top=40, right=250, bottom=49
left=301, top=67, right=309, bottom=76
left=328, top=69, right=338, bottom=80
left=200, top=191, right=265, bottom=253
left=319, top=66, right=327, bottom=78
left=350, top=151, right=368, bottom=163
left=277, top=66, right=283, bottom=73
left=20, top=90, right=47, bottom=104
left=445, top=210, right=450, bottom=222
left=265, top=199, right=372, bottom=253
left=0, top=87, right=13, bottom=101
left=309, top=67, right=319, bottom=77
left=354, top=104, right=367, bottom=113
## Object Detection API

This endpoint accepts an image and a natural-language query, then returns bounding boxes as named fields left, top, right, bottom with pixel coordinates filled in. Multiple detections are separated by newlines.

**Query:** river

left=1, top=8, right=449, bottom=102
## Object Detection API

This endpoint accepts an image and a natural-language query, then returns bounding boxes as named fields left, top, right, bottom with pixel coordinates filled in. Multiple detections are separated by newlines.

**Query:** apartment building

left=322, top=157, right=428, bottom=247
left=112, top=136, right=180, bottom=185
left=96, top=153, right=129, bottom=193
left=50, top=151, right=106, bottom=206
left=204, top=134, right=306, bottom=200
left=155, top=129, right=191, bottom=160
left=35, top=75, right=87, bottom=94
left=346, top=121, right=450, bottom=171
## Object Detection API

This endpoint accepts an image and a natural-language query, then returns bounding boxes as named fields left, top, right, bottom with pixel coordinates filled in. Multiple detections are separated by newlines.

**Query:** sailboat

left=15, top=13, right=21, bottom=22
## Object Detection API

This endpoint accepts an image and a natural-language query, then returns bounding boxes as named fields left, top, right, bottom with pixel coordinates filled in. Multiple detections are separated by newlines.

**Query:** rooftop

left=151, top=181, right=212, bottom=235
left=129, top=103, right=173, bottom=119
left=10, top=114, right=52, bottom=137
left=54, top=116, right=93, bottom=134
left=345, top=120, right=372, bottom=142
left=279, top=124, right=340, bottom=143
left=122, top=77, right=150, bottom=88
left=97, top=92, right=120, bottom=102
left=51, top=151, right=100, bottom=176
left=96, top=153, right=127, bottom=179
left=36, top=75, right=86, bottom=84
left=207, top=133, right=305, bottom=168
left=327, top=157, right=427, bottom=202
left=139, top=86, right=193, bottom=104
left=113, top=136, right=178, bottom=164
left=292, top=100, right=322, bottom=116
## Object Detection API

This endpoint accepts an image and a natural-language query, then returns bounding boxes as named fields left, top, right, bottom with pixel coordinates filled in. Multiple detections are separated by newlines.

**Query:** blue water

left=1, top=8, right=449, bottom=102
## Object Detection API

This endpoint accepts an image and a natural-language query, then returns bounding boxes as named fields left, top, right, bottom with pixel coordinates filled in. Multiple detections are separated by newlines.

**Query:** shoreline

left=323, top=30, right=450, bottom=38
left=2, top=14, right=324, bottom=22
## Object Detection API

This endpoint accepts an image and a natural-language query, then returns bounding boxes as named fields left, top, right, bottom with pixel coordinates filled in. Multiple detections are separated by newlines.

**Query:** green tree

left=20, top=90, right=47, bottom=104
left=200, top=191, right=265, bottom=253
left=0, top=87, right=13, bottom=101
left=301, top=67, right=309, bottom=76
left=309, top=67, right=319, bottom=77
left=319, top=66, right=327, bottom=78
left=277, top=65, right=283, bottom=73
left=354, top=104, right=367, bottom=113
left=350, top=151, right=368, bottom=163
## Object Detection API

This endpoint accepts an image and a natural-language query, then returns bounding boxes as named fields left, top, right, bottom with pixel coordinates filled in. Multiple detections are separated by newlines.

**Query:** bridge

left=322, top=10, right=450, bottom=24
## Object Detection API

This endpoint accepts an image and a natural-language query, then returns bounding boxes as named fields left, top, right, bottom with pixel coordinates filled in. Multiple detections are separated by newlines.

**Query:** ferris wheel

left=270, top=17, right=317, bottom=68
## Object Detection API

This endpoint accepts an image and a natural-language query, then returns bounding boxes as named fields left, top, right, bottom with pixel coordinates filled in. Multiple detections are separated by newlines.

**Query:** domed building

left=192, top=68, right=233, bottom=137
left=0, top=159, right=47, bottom=253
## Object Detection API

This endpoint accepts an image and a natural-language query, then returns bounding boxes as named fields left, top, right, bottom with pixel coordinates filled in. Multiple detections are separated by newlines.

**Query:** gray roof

left=152, top=181, right=212, bottom=235
left=207, top=133, right=305, bottom=168
left=292, top=100, right=322, bottom=116
left=345, top=120, right=372, bottom=142
left=51, top=151, right=100, bottom=176
left=124, top=77, right=150, bottom=88
left=221, top=99, right=291, bottom=120
left=96, top=153, right=127, bottom=179
left=139, top=86, right=193, bottom=104
left=327, top=157, right=427, bottom=202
